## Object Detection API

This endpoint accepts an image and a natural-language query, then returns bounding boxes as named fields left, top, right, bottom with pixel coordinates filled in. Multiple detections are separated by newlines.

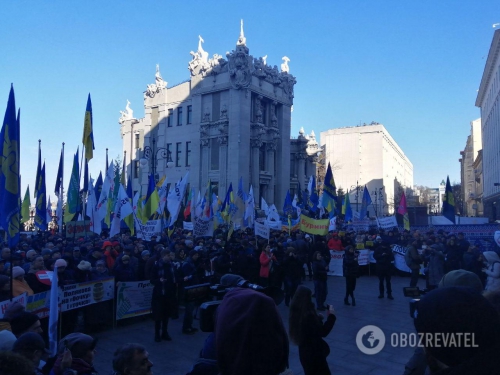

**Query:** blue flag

left=283, top=189, right=293, bottom=215
left=358, top=186, right=372, bottom=220
left=322, top=162, right=337, bottom=215
left=94, top=172, right=103, bottom=202
left=0, top=85, right=21, bottom=246
left=35, top=163, right=47, bottom=230
left=442, top=176, right=455, bottom=224
left=54, top=148, right=63, bottom=196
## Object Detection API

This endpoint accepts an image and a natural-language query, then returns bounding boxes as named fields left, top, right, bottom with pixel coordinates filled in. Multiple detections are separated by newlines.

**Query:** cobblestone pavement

left=92, top=274, right=417, bottom=374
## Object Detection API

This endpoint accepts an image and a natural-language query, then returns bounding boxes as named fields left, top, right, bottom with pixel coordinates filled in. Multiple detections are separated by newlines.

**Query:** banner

left=254, top=221, right=270, bottom=240
left=183, top=221, right=194, bottom=231
left=193, top=217, right=214, bottom=238
left=66, top=220, right=93, bottom=237
left=264, top=220, right=281, bottom=230
left=346, top=219, right=371, bottom=232
left=300, top=216, right=329, bottom=235
left=60, top=277, right=115, bottom=312
left=329, top=217, right=336, bottom=232
left=377, top=216, right=398, bottom=229
left=135, top=219, right=161, bottom=241
left=116, top=281, right=154, bottom=320
left=328, top=250, right=344, bottom=276
left=0, top=293, right=27, bottom=318
left=26, top=291, right=51, bottom=319
left=392, top=245, right=425, bottom=274
left=357, top=249, right=371, bottom=266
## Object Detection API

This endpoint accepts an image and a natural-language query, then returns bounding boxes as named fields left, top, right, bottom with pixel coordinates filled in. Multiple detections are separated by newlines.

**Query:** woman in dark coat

left=343, top=246, right=359, bottom=306
left=150, top=248, right=177, bottom=342
left=312, top=251, right=328, bottom=310
left=289, top=285, right=336, bottom=375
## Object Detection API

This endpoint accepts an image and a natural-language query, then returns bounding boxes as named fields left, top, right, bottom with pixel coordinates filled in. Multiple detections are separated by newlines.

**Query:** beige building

left=119, top=22, right=316, bottom=208
left=459, top=118, right=482, bottom=216
left=320, top=123, right=413, bottom=215
left=476, top=29, right=500, bottom=221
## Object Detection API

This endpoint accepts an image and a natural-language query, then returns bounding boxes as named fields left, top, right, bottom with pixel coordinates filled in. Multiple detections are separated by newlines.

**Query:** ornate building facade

left=119, top=22, right=314, bottom=207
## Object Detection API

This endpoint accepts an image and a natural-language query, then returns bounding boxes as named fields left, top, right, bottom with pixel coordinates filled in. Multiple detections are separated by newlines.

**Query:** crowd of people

left=0, top=225, right=499, bottom=374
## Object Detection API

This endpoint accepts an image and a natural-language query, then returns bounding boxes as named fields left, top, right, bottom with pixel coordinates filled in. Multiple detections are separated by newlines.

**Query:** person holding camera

left=289, top=285, right=336, bottom=375
left=343, top=246, right=359, bottom=306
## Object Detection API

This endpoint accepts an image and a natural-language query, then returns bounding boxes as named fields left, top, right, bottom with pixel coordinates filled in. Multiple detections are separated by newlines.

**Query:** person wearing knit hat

left=414, top=287, right=500, bottom=373
left=438, top=269, right=483, bottom=293
left=54, top=259, right=67, bottom=268
left=51, top=333, right=98, bottom=375
left=77, top=260, right=92, bottom=272
left=10, top=312, right=43, bottom=337
left=0, top=330, right=17, bottom=351
left=216, top=288, right=289, bottom=375
left=12, top=267, right=34, bottom=297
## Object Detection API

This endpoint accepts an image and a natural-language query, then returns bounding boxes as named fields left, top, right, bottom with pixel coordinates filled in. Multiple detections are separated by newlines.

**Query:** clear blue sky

left=1, top=0, right=498, bottom=200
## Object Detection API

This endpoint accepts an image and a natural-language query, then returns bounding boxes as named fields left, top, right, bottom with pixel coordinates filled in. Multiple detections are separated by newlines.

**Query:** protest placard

left=377, top=216, right=398, bottom=229
left=300, top=216, right=329, bottom=235
left=193, top=217, right=214, bottom=238
left=0, top=293, right=27, bottom=318
left=116, top=280, right=154, bottom=320
left=254, top=221, right=270, bottom=240
left=60, top=277, right=115, bottom=312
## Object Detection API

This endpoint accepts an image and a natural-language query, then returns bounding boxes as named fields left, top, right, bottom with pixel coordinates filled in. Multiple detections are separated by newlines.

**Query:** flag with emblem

left=82, top=94, right=94, bottom=161
left=110, top=184, right=133, bottom=237
left=442, top=176, right=455, bottom=224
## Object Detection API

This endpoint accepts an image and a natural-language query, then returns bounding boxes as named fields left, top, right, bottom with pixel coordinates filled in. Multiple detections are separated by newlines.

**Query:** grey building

left=120, top=22, right=315, bottom=208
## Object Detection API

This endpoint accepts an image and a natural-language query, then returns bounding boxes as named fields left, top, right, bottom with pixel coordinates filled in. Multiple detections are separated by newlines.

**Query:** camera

left=198, top=276, right=284, bottom=332
left=403, top=287, right=427, bottom=318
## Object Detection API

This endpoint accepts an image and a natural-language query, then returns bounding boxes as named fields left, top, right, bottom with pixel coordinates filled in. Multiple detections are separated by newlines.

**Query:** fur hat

left=77, top=261, right=91, bottom=271
left=12, top=266, right=25, bottom=279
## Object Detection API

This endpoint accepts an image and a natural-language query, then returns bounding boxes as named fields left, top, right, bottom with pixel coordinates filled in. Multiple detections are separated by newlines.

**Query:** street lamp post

left=372, top=189, right=378, bottom=216
left=141, top=138, right=174, bottom=182
left=378, top=187, right=384, bottom=216
left=350, top=181, right=361, bottom=212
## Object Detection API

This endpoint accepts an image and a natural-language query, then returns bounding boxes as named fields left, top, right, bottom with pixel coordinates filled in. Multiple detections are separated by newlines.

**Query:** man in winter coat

left=373, top=241, right=394, bottom=299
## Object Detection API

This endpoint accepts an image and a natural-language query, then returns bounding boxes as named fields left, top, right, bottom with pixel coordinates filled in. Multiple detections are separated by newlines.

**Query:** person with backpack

left=405, top=241, right=423, bottom=287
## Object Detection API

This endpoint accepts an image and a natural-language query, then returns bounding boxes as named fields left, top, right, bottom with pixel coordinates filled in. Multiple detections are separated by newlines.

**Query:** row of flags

left=1, top=86, right=458, bottom=248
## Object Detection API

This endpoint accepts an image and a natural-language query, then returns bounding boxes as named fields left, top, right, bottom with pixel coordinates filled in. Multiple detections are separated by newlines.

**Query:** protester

left=0, top=329, right=17, bottom=351
left=12, top=266, right=34, bottom=297
left=424, top=244, right=445, bottom=291
left=312, top=251, right=328, bottom=310
left=0, top=351, right=36, bottom=375
left=215, top=287, right=289, bottom=375
left=12, top=332, right=50, bottom=375
left=259, top=244, right=275, bottom=287
left=10, top=312, right=43, bottom=337
left=289, top=285, right=336, bottom=375
left=482, top=251, right=500, bottom=292
left=150, top=249, right=176, bottom=342
left=0, top=274, right=10, bottom=302
left=342, top=246, right=359, bottom=306
left=407, top=242, right=423, bottom=287
left=181, top=250, right=200, bottom=335
left=282, top=247, right=302, bottom=307
left=112, top=343, right=153, bottom=375
left=373, top=241, right=394, bottom=299
left=51, top=333, right=98, bottom=375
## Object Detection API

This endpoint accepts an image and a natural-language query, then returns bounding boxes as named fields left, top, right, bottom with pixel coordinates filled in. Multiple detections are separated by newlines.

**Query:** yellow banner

left=299, top=216, right=329, bottom=235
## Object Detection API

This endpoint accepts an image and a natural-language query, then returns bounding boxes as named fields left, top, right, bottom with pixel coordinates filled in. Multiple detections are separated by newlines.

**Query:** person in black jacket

left=289, top=285, right=336, bottom=375
left=312, top=251, right=328, bottom=311
left=282, top=247, right=303, bottom=307
left=181, top=250, right=200, bottom=335
left=150, top=248, right=177, bottom=342
left=343, top=246, right=359, bottom=306
left=373, top=241, right=395, bottom=299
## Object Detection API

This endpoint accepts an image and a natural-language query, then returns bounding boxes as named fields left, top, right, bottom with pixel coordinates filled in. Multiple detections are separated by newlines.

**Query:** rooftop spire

left=237, top=19, right=246, bottom=46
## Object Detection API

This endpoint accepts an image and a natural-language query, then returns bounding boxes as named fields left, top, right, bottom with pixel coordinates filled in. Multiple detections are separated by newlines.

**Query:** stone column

left=201, top=138, right=209, bottom=186
left=297, top=153, right=306, bottom=190
left=251, top=138, right=261, bottom=207
left=267, top=141, right=276, bottom=204
left=218, top=135, right=228, bottom=196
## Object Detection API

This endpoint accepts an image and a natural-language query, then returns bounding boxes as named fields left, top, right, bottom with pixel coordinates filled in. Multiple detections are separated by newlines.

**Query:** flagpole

left=60, top=143, right=65, bottom=234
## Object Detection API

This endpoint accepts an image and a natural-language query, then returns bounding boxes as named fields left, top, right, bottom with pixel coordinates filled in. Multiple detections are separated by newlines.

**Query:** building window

left=176, top=142, right=182, bottom=167
left=211, top=138, right=219, bottom=170
left=177, top=107, right=183, bottom=126
left=134, top=133, right=140, bottom=149
left=134, top=160, right=139, bottom=178
left=167, top=109, right=173, bottom=127
left=187, top=105, right=192, bottom=124
left=166, top=143, right=172, bottom=163
left=186, top=141, right=192, bottom=167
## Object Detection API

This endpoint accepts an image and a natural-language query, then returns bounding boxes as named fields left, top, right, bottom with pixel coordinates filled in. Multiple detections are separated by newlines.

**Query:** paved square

left=93, top=274, right=417, bottom=374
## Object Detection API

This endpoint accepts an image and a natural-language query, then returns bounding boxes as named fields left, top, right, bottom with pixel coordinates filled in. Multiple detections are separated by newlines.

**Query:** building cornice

left=476, top=29, right=500, bottom=107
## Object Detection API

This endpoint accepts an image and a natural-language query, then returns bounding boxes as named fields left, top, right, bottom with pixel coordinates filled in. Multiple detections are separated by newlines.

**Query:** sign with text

left=328, top=250, right=344, bottom=276
left=26, top=291, right=51, bottom=319
left=0, top=293, right=27, bottom=318
left=60, top=277, right=115, bottom=312
left=183, top=221, right=194, bottom=231
left=254, top=221, right=270, bottom=240
left=300, top=216, right=329, bottom=235
left=193, top=217, right=214, bottom=238
left=66, top=221, right=93, bottom=237
left=377, top=216, right=398, bottom=229
left=116, top=280, right=154, bottom=320
left=136, top=219, right=161, bottom=241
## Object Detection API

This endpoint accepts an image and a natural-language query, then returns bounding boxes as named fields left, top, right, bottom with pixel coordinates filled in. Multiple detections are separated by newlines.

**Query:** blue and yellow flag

left=342, top=190, right=352, bottom=223
left=283, top=190, right=293, bottom=215
left=124, top=176, right=135, bottom=235
left=442, top=176, right=455, bottom=224
left=358, top=186, right=372, bottom=220
left=82, top=94, right=94, bottom=161
left=322, top=162, right=337, bottom=216
left=34, top=142, right=41, bottom=198
left=35, top=163, right=47, bottom=230
left=64, top=148, right=80, bottom=223
left=0, top=85, right=21, bottom=246
left=142, top=174, right=159, bottom=223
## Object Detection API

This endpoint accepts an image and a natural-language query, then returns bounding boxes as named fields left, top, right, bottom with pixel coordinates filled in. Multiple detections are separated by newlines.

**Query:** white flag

left=95, top=162, right=114, bottom=221
left=292, top=194, right=298, bottom=208
left=261, top=196, right=269, bottom=216
left=267, top=204, right=280, bottom=222
left=167, top=172, right=189, bottom=226
left=307, top=175, right=314, bottom=195
left=245, top=185, right=255, bottom=225
left=194, top=191, right=203, bottom=218
left=110, top=184, right=133, bottom=237
left=87, top=177, right=101, bottom=235
left=48, top=266, right=59, bottom=357
left=157, top=177, right=169, bottom=214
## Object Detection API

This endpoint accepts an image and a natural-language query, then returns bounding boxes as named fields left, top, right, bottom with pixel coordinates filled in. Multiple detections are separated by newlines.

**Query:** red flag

left=397, top=191, right=407, bottom=215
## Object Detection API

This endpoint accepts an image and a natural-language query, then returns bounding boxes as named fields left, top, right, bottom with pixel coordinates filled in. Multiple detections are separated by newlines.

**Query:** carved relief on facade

left=295, top=152, right=307, bottom=160
left=254, top=95, right=263, bottom=123
left=200, top=124, right=210, bottom=137
left=200, top=138, right=210, bottom=147
left=202, top=107, right=211, bottom=122
left=250, top=137, right=263, bottom=148
left=270, top=101, right=278, bottom=128
left=226, top=44, right=252, bottom=90
left=266, top=140, right=278, bottom=152
left=188, top=35, right=210, bottom=76
left=119, top=100, right=134, bottom=124
left=145, top=65, right=167, bottom=98
left=220, top=104, right=228, bottom=119
left=217, top=135, right=228, bottom=145
left=280, top=73, right=296, bottom=101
